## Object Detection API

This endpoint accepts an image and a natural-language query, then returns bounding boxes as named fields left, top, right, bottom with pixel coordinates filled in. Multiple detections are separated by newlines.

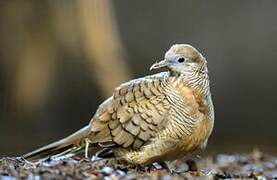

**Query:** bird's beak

left=150, top=59, right=169, bottom=71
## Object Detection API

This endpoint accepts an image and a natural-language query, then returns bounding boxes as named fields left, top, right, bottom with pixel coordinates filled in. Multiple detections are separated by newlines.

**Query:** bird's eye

left=177, top=57, right=185, bottom=63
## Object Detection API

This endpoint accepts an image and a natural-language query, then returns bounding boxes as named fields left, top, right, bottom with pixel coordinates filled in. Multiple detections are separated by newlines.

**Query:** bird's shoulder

left=88, top=72, right=173, bottom=148
left=113, top=72, right=169, bottom=98
left=93, top=72, right=169, bottom=113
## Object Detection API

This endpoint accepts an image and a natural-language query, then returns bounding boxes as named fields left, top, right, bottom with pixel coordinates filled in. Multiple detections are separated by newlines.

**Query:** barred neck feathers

left=168, top=68, right=210, bottom=97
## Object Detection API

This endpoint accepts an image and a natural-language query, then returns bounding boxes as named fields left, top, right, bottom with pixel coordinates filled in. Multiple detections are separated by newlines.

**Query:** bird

left=23, top=44, right=214, bottom=166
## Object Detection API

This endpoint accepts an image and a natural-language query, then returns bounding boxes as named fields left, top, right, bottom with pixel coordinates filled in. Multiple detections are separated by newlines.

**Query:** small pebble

left=152, top=162, right=162, bottom=169
left=115, top=170, right=126, bottom=178
left=102, top=166, right=114, bottom=175
left=162, top=175, right=172, bottom=180
left=174, top=163, right=188, bottom=173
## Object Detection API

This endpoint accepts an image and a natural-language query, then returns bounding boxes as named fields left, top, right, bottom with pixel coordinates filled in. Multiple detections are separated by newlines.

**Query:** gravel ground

left=0, top=150, right=276, bottom=179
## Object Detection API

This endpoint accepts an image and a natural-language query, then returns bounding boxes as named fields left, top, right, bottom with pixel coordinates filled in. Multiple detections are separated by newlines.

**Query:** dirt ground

left=0, top=150, right=276, bottom=179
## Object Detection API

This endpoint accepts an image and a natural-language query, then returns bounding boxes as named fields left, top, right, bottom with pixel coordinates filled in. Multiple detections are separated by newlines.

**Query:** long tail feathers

left=23, top=125, right=93, bottom=161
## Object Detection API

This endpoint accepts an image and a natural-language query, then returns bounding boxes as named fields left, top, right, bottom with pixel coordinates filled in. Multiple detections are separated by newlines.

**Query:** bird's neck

left=170, top=69, right=210, bottom=97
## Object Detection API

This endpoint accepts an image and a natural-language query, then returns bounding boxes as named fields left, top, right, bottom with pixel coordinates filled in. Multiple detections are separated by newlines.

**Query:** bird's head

left=150, top=44, right=207, bottom=75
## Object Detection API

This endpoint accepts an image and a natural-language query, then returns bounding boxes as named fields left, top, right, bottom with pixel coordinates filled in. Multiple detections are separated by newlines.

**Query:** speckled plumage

left=23, top=44, right=214, bottom=165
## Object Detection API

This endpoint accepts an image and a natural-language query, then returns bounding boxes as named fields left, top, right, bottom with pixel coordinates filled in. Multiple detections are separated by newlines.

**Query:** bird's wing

left=88, top=73, right=171, bottom=149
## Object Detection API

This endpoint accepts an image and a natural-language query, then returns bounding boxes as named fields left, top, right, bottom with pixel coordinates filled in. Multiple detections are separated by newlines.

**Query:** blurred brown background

left=0, top=0, right=276, bottom=157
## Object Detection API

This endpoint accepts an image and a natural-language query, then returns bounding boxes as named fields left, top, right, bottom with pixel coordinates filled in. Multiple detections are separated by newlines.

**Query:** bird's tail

left=23, top=125, right=96, bottom=161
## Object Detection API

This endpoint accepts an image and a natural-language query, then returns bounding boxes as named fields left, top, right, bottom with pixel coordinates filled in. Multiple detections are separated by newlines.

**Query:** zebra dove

left=23, top=44, right=214, bottom=165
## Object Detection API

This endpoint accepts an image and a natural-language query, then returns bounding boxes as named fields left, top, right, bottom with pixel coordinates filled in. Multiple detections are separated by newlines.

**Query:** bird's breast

left=178, top=92, right=214, bottom=154
left=163, top=77, right=214, bottom=155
